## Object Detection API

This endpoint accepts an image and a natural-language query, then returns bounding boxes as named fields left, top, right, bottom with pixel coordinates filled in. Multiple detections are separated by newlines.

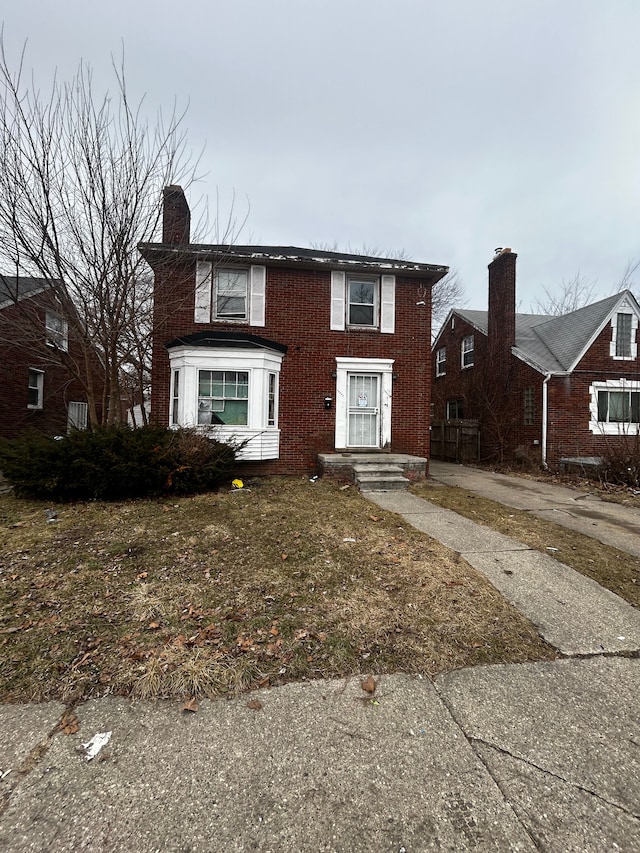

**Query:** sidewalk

left=1, top=476, right=639, bottom=851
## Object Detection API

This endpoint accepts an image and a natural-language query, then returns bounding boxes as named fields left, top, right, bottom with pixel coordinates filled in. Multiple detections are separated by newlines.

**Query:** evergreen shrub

left=0, top=426, right=238, bottom=501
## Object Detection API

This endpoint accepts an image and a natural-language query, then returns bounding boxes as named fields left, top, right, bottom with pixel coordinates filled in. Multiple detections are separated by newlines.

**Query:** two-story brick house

left=0, top=275, right=94, bottom=439
left=432, top=248, right=640, bottom=468
left=140, top=186, right=448, bottom=475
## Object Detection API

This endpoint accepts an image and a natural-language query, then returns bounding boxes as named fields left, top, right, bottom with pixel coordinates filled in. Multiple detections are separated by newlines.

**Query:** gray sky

left=2, top=0, right=639, bottom=312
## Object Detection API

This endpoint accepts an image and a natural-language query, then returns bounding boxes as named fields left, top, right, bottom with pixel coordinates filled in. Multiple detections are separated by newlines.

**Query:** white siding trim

left=249, top=265, right=266, bottom=327
left=330, top=271, right=346, bottom=331
left=380, top=275, right=396, bottom=334
left=194, top=261, right=212, bottom=323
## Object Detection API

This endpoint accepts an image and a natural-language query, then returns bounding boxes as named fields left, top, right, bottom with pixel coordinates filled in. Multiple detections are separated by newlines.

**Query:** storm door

left=347, top=374, right=380, bottom=448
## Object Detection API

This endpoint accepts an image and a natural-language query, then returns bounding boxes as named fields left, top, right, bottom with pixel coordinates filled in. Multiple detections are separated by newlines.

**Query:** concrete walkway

left=429, top=459, right=640, bottom=558
left=1, top=471, right=639, bottom=851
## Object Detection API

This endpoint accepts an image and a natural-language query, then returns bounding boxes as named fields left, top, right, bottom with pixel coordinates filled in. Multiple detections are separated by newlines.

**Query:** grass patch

left=0, top=478, right=555, bottom=703
left=411, top=480, right=640, bottom=608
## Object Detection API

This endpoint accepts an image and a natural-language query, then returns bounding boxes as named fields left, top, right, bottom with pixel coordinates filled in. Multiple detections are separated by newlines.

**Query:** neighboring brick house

left=432, top=248, right=640, bottom=468
left=0, top=276, right=93, bottom=439
left=140, top=186, right=448, bottom=474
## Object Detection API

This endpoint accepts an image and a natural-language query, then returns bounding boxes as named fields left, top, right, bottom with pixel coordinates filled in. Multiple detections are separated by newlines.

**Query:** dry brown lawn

left=0, top=477, right=555, bottom=703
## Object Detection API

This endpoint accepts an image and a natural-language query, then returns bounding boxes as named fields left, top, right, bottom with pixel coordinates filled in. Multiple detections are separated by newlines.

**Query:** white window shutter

left=249, top=265, right=266, bottom=327
left=194, top=261, right=212, bottom=323
left=380, top=275, right=396, bottom=334
left=330, top=271, right=346, bottom=330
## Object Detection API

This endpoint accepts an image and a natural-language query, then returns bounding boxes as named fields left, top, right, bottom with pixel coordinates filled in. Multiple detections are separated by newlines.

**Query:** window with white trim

left=267, top=372, right=277, bottom=427
left=194, top=262, right=266, bottom=327
left=330, top=271, right=395, bottom=333
left=45, top=311, right=68, bottom=351
left=67, top=401, right=88, bottom=431
left=347, top=276, right=378, bottom=327
left=461, top=335, right=474, bottom=368
left=27, top=369, right=44, bottom=409
left=171, top=369, right=180, bottom=426
left=435, top=347, right=446, bottom=377
left=168, top=343, right=284, bottom=461
left=198, top=370, right=248, bottom=425
left=589, top=380, right=640, bottom=434
left=610, top=309, right=638, bottom=360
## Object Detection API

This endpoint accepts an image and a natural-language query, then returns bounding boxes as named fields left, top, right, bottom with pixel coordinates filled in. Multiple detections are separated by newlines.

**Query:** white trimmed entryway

left=334, top=357, right=394, bottom=450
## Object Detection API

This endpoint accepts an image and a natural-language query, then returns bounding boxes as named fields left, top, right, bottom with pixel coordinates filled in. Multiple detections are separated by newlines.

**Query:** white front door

left=348, top=374, right=380, bottom=448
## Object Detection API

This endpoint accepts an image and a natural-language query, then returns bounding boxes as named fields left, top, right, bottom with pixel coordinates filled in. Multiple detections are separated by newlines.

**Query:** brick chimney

left=487, top=248, right=517, bottom=367
left=162, top=185, right=191, bottom=244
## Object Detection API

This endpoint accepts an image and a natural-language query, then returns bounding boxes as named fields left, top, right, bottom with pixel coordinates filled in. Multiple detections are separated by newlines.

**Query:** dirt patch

left=0, top=478, right=555, bottom=703
left=411, top=480, right=640, bottom=608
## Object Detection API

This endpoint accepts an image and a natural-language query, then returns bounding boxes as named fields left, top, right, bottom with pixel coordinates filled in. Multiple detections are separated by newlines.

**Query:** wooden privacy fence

left=430, top=420, right=480, bottom=462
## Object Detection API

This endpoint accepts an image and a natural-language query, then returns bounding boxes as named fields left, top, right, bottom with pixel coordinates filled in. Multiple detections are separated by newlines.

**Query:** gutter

left=541, top=373, right=551, bottom=469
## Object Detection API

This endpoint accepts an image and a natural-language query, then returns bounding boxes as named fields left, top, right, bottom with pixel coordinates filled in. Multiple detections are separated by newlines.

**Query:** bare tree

left=533, top=272, right=597, bottom=316
left=432, top=268, right=465, bottom=333
left=0, top=37, right=199, bottom=425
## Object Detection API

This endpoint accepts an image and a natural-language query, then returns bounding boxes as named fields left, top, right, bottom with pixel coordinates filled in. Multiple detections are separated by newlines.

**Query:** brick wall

left=0, top=296, right=93, bottom=439
left=150, top=258, right=434, bottom=474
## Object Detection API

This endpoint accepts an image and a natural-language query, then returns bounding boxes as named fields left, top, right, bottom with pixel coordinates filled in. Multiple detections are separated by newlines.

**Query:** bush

left=0, top=427, right=238, bottom=501
left=599, top=434, right=640, bottom=488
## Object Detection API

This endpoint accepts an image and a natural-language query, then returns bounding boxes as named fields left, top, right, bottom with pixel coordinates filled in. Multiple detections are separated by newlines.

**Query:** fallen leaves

left=360, top=675, right=376, bottom=695
left=246, top=698, right=263, bottom=711
left=59, top=710, right=79, bottom=735
left=182, top=696, right=199, bottom=713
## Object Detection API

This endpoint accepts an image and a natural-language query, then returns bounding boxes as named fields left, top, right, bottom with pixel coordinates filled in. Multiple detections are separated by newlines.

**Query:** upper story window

left=610, top=310, right=638, bottom=360
left=195, top=261, right=266, bottom=327
left=45, top=311, right=68, bottom=351
left=347, top=276, right=378, bottom=326
left=215, top=270, right=248, bottom=320
left=461, top=335, right=474, bottom=368
left=435, top=347, right=446, bottom=377
left=330, top=271, right=395, bottom=334
left=27, top=368, right=44, bottom=409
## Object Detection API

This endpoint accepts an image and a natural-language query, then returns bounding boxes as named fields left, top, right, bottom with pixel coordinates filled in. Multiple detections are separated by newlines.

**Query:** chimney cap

left=493, top=246, right=513, bottom=258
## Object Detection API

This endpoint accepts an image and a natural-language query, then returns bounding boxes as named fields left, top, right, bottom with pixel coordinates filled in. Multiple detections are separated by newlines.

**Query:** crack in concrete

left=467, top=736, right=640, bottom=822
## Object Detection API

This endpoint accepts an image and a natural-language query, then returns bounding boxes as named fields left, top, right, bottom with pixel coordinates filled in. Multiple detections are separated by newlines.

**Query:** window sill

left=346, top=325, right=379, bottom=333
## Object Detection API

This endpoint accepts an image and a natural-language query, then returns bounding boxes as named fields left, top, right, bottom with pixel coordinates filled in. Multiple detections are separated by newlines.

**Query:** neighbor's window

left=347, top=276, right=378, bottom=326
left=615, top=313, right=633, bottom=358
left=524, top=387, right=535, bottom=425
left=446, top=399, right=463, bottom=419
left=461, top=335, right=474, bottom=368
left=67, top=401, right=88, bottom=431
left=597, top=390, right=640, bottom=425
left=45, top=311, right=68, bottom=351
left=198, top=370, right=248, bottom=425
left=215, top=269, right=248, bottom=321
left=435, top=347, right=446, bottom=377
left=27, top=368, right=44, bottom=409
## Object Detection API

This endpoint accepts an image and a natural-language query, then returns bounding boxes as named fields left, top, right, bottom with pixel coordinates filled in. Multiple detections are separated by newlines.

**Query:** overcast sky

left=2, top=0, right=639, bottom=313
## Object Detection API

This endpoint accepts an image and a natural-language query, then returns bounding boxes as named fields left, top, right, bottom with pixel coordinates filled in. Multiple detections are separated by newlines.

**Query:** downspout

left=541, top=373, right=551, bottom=469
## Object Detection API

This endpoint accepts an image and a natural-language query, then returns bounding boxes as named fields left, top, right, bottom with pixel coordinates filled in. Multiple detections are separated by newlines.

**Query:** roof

left=0, top=275, right=50, bottom=309
left=166, top=330, right=288, bottom=355
left=445, top=290, right=640, bottom=374
left=139, top=242, right=449, bottom=283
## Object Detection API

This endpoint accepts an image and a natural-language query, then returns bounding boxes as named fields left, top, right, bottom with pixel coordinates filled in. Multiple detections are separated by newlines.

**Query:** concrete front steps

left=352, top=463, right=409, bottom=491
left=317, top=453, right=427, bottom=492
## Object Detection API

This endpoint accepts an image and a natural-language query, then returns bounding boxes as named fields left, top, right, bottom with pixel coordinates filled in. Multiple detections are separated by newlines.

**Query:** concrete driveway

left=429, top=460, right=640, bottom=558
